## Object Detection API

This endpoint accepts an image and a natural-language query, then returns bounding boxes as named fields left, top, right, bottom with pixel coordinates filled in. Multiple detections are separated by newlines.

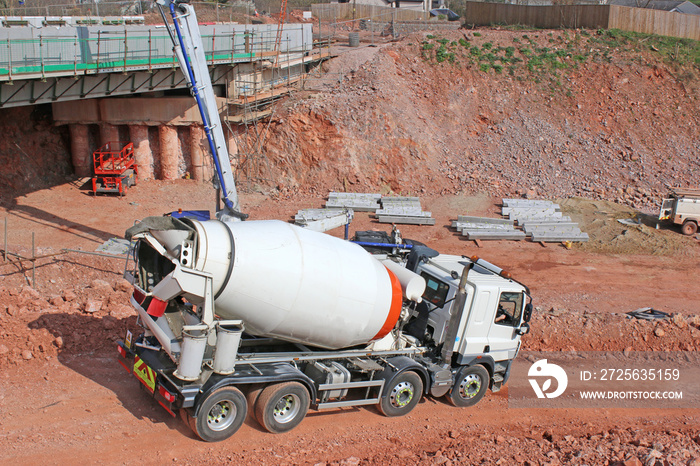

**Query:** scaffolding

left=225, top=20, right=332, bottom=189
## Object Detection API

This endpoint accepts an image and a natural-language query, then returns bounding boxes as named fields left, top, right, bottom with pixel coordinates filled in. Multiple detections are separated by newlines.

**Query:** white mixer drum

left=190, top=220, right=403, bottom=349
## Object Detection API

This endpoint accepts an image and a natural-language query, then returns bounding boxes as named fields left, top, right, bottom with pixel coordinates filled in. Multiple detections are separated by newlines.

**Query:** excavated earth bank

left=0, top=26, right=699, bottom=465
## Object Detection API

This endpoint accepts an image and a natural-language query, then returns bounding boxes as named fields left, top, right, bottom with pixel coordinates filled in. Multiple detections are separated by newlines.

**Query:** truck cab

left=403, top=254, right=531, bottom=394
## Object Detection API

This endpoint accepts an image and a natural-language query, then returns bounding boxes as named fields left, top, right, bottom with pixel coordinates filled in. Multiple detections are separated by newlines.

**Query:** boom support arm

left=157, top=0, right=245, bottom=221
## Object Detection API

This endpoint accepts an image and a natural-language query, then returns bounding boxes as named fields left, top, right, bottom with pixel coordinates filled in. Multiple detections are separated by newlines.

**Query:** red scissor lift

left=92, top=142, right=138, bottom=196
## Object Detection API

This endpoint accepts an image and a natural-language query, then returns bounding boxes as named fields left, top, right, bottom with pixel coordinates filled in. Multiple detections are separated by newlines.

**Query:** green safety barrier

left=0, top=33, right=273, bottom=77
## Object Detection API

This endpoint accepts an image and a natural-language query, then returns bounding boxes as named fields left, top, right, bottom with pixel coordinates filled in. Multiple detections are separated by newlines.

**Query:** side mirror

left=523, top=303, right=533, bottom=323
left=516, top=322, right=530, bottom=335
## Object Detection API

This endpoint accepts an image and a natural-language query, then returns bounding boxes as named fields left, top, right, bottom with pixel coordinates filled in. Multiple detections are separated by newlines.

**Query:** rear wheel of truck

left=681, top=220, right=698, bottom=236
left=255, top=382, right=310, bottom=434
left=447, top=365, right=490, bottom=408
left=378, top=371, right=423, bottom=417
left=245, top=383, right=265, bottom=415
left=192, top=386, right=247, bottom=442
left=179, top=407, right=196, bottom=431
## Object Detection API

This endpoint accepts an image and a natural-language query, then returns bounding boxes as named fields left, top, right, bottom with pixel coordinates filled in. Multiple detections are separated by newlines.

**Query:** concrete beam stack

left=294, top=208, right=354, bottom=233
left=503, top=199, right=588, bottom=243
left=451, top=216, right=526, bottom=240
left=501, top=200, right=571, bottom=224
left=377, top=196, right=435, bottom=225
left=326, top=192, right=382, bottom=212
left=451, top=199, right=589, bottom=243
left=522, top=222, right=589, bottom=242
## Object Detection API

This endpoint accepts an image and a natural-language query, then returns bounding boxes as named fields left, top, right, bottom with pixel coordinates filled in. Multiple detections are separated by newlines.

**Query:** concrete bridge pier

left=190, top=125, right=205, bottom=182
left=55, top=97, right=240, bottom=182
left=68, top=124, right=91, bottom=177
left=159, top=125, right=181, bottom=180
left=129, top=125, right=153, bottom=181
left=99, top=123, right=120, bottom=148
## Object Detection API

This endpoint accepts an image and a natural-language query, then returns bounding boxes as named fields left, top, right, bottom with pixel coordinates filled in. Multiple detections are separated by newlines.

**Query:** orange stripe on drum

left=371, top=267, right=403, bottom=341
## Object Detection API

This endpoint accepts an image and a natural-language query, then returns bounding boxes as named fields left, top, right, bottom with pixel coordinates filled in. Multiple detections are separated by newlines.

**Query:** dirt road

left=1, top=182, right=698, bottom=465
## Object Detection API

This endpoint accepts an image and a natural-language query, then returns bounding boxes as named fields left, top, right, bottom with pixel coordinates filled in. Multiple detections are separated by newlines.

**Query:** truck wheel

left=681, top=220, right=698, bottom=236
left=255, top=382, right=310, bottom=434
left=447, top=365, right=490, bottom=408
left=245, top=383, right=264, bottom=413
left=192, top=387, right=247, bottom=442
left=379, top=371, right=423, bottom=417
left=179, top=407, right=196, bottom=431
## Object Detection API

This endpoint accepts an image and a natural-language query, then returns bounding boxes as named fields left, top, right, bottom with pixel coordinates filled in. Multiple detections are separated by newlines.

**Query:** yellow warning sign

left=133, top=356, right=156, bottom=393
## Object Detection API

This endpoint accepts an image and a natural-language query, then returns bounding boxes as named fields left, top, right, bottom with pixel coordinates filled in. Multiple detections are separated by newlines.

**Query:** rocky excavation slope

left=256, top=28, right=700, bottom=212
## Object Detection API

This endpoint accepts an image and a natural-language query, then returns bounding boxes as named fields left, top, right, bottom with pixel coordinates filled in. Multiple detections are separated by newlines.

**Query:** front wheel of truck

left=448, top=365, right=490, bottom=408
left=192, top=386, right=247, bottom=442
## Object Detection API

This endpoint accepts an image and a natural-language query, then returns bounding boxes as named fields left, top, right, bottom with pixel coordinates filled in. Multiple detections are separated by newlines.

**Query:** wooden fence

left=309, top=2, right=700, bottom=40
left=464, top=3, right=609, bottom=29
left=311, top=4, right=427, bottom=22
left=608, top=5, right=700, bottom=41
left=463, top=2, right=700, bottom=41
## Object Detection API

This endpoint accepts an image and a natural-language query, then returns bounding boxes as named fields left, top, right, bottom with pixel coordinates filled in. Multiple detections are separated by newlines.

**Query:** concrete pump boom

left=156, top=0, right=245, bottom=221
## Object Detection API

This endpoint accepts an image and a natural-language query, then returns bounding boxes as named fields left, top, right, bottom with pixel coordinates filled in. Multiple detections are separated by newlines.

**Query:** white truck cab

left=403, top=253, right=531, bottom=394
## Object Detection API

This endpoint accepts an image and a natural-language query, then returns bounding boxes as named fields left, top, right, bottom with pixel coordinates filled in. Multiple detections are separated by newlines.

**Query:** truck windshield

left=420, top=272, right=450, bottom=308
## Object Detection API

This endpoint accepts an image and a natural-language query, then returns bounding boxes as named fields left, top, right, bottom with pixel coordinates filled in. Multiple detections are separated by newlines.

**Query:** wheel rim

left=273, top=393, right=301, bottom=424
left=389, top=381, right=415, bottom=408
left=459, top=374, right=481, bottom=399
left=207, top=400, right=237, bottom=432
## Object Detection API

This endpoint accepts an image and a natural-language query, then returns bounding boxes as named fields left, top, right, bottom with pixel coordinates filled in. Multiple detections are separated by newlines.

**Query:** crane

left=156, top=0, right=246, bottom=222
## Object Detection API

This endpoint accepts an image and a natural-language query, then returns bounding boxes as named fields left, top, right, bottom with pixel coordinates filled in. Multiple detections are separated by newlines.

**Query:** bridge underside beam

left=0, top=65, right=234, bottom=108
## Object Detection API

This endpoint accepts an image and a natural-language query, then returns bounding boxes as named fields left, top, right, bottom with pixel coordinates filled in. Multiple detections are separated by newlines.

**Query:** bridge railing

left=0, top=29, right=278, bottom=80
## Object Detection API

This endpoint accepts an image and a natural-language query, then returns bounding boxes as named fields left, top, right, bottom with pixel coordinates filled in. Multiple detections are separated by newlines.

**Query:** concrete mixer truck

left=117, top=216, right=533, bottom=442
left=114, top=0, right=533, bottom=442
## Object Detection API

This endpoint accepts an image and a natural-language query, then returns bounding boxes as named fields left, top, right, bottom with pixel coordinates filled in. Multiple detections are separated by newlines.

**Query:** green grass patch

left=417, top=27, right=699, bottom=94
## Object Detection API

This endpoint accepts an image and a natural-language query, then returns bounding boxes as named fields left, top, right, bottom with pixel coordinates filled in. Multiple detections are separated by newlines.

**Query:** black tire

left=245, top=384, right=264, bottom=418
left=179, top=407, right=196, bottom=432
left=255, top=382, right=310, bottom=434
left=681, top=220, right=698, bottom=236
left=192, top=387, right=247, bottom=442
left=378, top=371, right=423, bottom=417
left=447, top=365, right=490, bottom=408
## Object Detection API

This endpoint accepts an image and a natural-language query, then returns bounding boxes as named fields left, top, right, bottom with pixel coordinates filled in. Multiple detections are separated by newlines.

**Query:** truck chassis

left=117, top=327, right=507, bottom=442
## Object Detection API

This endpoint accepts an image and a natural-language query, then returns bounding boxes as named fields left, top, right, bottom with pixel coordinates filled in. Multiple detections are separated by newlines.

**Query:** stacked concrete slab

left=451, top=216, right=526, bottom=240
left=326, top=192, right=381, bottom=212
left=294, top=208, right=354, bottom=233
left=323, top=192, right=434, bottom=225
left=502, top=199, right=589, bottom=242
left=376, top=196, right=435, bottom=225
